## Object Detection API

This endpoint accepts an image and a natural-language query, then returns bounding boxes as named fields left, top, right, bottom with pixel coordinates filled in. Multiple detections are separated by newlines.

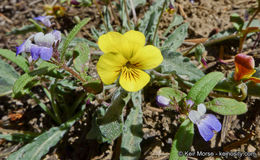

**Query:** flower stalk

left=152, top=0, right=167, bottom=45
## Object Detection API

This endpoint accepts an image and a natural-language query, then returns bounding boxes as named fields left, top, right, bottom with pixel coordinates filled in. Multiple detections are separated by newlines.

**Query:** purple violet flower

left=156, top=95, right=171, bottom=107
left=16, top=31, right=61, bottom=61
left=188, top=104, right=221, bottom=141
left=33, top=16, right=53, bottom=27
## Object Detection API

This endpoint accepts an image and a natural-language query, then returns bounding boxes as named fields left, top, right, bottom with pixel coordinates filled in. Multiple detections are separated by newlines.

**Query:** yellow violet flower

left=97, top=30, right=163, bottom=92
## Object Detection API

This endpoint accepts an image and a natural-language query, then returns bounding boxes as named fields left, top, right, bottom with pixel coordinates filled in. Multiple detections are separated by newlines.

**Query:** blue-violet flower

left=188, top=104, right=221, bottom=141
left=16, top=30, right=61, bottom=61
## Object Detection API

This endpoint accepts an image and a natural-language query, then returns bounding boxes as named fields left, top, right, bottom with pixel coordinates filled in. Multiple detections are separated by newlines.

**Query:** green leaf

left=162, top=23, right=189, bottom=51
left=230, top=13, right=244, bottom=31
left=12, top=65, right=57, bottom=96
left=161, top=51, right=205, bottom=83
left=157, top=87, right=186, bottom=103
left=139, top=0, right=165, bottom=42
left=0, top=59, right=19, bottom=96
left=0, top=49, right=29, bottom=72
left=71, top=37, right=98, bottom=49
left=163, top=14, right=183, bottom=37
left=0, top=133, right=36, bottom=143
left=6, top=24, right=45, bottom=35
left=87, top=88, right=131, bottom=143
left=7, top=106, right=84, bottom=160
left=169, top=119, right=194, bottom=160
left=247, top=81, right=260, bottom=97
left=60, top=18, right=90, bottom=62
left=120, top=91, right=143, bottom=160
left=187, top=72, right=224, bottom=104
left=205, top=98, right=247, bottom=115
left=73, top=42, right=89, bottom=74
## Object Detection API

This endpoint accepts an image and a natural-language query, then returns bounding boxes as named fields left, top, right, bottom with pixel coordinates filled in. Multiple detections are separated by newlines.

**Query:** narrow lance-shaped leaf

left=7, top=106, right=85, bottom=160
left=187, top=72, right=224, bottom=104
left=0, top=58, right=19, bottom=96
left=170, top=119, right=194, bottom=160
left=162, top=23, right=189, bottom=51
left=0, top=133, right=36, bottom=143
left=163, top=14, right=184, bottom=37
left=205, top=98, right=247, bottom=115
left=6, top=24, right=45, bottom=35
left=0, top=49, right=29, bottom=72
left=120, top=91, right=143, bottom=160
left=12, top=64, right=57, bottom=96
left=60, top=18, right=90, bottom=62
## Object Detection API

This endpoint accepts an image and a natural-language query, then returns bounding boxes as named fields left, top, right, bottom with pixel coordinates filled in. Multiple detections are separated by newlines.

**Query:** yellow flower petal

left=97, top=52, right=127, bottom=84
left=98, top=31, right=142, bottom=60
left=119, top=67, right=150, bottom=92
left=129, top=45, right=163, bottom=70
left=123, top=30, right=145, bottom=58
left=98, top=32, right=124, bottom=54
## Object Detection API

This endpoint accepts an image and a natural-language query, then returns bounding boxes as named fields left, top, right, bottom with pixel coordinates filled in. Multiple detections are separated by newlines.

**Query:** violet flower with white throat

left=188, top=104, right=221, bottom=141
left=16, top=30, right=61, bottom=61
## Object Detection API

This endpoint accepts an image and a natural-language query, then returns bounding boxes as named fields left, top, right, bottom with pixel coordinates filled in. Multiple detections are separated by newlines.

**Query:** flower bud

left=156, top=95, right=170, bottom=107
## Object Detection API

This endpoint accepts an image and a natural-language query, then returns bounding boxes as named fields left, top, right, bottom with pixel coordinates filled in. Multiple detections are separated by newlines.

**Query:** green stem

left=50, top=82, right=62, bottom=123
left=152, top=0, right=167, bottom=45
left=51, top=60, right=86, bottom=83
left=123, top=0, right=132, bottom=30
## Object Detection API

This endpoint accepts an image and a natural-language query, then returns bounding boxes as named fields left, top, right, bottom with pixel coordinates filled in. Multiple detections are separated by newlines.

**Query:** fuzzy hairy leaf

left=161, top=51, right=205, bottom=83
left=139, top=0, right=165, bottom=42
left=0, top=49, right=29, bottom=72
left=170, top=119, right=194, bottom=160
left=120, top=91, right=143, bottom=160
left=6, top=24, right=45, bottom=35
left=187, top=72, right=224, bottom=104
left=163, top=14, right=184, bottom=37
left=60, top=18, right=90, bottom=62
left=162, top=23, right=189, bottom=51
left=7, top=107, right=84, bottom=160
left=205, top=98, right=247, bottom=115
left=0, top=58, right=19, bottom=96
left=12, top=64, right=57, bottom=96
left=0, top=133, right=36, bottom=143
left=73, top=42, right=89, bottom=74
